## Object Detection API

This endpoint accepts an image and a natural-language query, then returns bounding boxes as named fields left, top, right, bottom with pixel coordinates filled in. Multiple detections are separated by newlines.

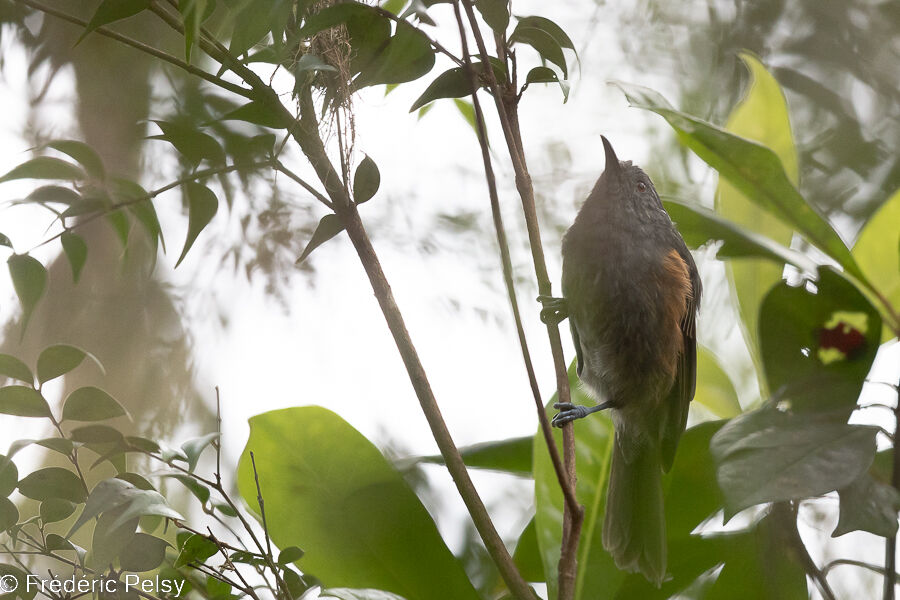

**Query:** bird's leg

left=537, top=295, right=569, bottom=325
left=551, top=401, right=615, bottom=427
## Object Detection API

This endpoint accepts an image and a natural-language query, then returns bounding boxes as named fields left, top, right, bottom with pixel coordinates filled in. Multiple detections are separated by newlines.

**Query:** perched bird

left=540, top=136, right=701, bottom=586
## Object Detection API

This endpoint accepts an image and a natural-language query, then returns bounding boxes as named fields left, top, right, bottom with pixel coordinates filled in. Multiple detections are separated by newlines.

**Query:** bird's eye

left=636, top=182, right=647, bottom=192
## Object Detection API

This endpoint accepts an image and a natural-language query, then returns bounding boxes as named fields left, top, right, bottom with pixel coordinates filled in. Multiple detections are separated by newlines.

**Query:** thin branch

left=825, top=558, right=900, bottom=579
left=450, top=0, right=578, bottom=517
left=215, top=386, right=223, bottom=486
left=458, top=1, right=583, bottom=596
left=370, top=5, right=465, bottom=67
left=28, top=160, right=273, bottom=253
left=249, top=452, right=275, bottom=562
left=273, top=161, right=333, bottom=209
left=886, top=375, right=900, bottom=600
left=207, top=527, right=260, bottom=600
left=777, top=503, right=837, bottom=600
left=15, top=0, right=252, bottom=99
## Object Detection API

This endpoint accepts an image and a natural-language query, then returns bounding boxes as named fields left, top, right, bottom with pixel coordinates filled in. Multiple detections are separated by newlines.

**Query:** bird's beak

left=601, top=135, right=620, bottom=179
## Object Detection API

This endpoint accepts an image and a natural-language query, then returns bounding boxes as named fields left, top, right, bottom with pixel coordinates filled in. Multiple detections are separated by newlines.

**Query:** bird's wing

left=660, top=243, right=701, bottom=472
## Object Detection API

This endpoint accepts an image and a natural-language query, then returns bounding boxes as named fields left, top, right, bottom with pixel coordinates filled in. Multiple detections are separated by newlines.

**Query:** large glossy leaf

left=759, top=267, right=881, bottom=415
left=853, top=187, right=900, bottom=340
left=717, top=54, right=798, bottom=389
left=615, top=81, right=865, bottom=283
left=694, top=347, right=742, bottom=418
left=711, top=409, right=877, bottom=519
left=8, top=254, right=47, bottom=332
left=532, top=363, right=622, bottom=599
left=237, top=407, right=480, bottom=600
left=176, top=183, right=218, bottom=267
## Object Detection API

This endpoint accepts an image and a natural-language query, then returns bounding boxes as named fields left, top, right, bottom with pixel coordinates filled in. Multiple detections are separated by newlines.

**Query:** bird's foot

left=537, top=295, right=568, bottom=325
left=551, top=401, right=614, bottom=427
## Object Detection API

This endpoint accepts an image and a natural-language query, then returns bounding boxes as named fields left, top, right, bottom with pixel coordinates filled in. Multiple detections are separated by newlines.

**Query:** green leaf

left=0, top=355, right=33, bottom=384
left=116, top=472, right=155, bottom=491
left=106, top=489, right=182, bottom=531
left=353, top=20, right=435, bottom=90
left=106, top=208, right=130, bottom=248
left=67, top=478, right=141, bottom=537
left=0, top=498, right=19, bottom=531
left=512, top=518, right=544, bottom=582
left=62, top=386, right=127, bottom=422
left=120, top=533, right=169, bottom=572
left=162, top=474, right=210, bottom=504
left=90, top=504, right=140, bottom=568
left=353, top=155, right=380, bottom=204
left=615, top=81, right=865, bottom=283
left=40, top=499, right=77, bottom=524
left=0, top=157, right=85, bottom=183
left=174, top=534, right=219, bottom=568
left=181, top=432, right=219, bottom=472
left=475, top=0, right=509, bottom=33
left=533, top=362, right=622, bottom=598
left=70, top=424, right=124, bottom=444
left=409, top=66, right=472, bottom=112
left=37, top=344, right=98, bottom=384
left=60, top=232, right=87, bottom=283
left=509, top=25, right=567, bottom=78
left=24, top=185, right=81, bottom=206
left=125, top=436, right=161, bottom=454
left=221, top=101, right=290, bottom=129
left=296, top=214, right=345, bottom=264
left=0, top=386, right=51, bottom=418
left=664, top=199, right=817, bottom=272
left=179, top=0, right=207, bottom=62
left=150, top=120, right=225, bottom=166
left=0, top=233, right=10, bottom=248
left=452, top=99, right=478, bottom=136
left=514, top=15, right=575, bottom=51
left=8, top=254, right=47, bottom=332
left=7, top=438, right=75, bottom=457
left=853, top=187, right=900, bottom=341
left=693, top=347, right=741, bottom=418
left=45, top=533, right=76, bottom=552
left=176, top=183, right=219, bottom=268
left=834, top=474, right=900, bottom=538
left=237, top=406, right=480, bottom=599
left=759, top=267, right=881, bottom=415
left=128, top=198, right=165, bottom=254
left=321, top=590, right=407, bottom=600
left=717, top=53, right=798, bottom=394
left=0, top=456, right=17, bottom=497
left=77, top=0, right=151, bottom=43
left=46, top=140, right=105, bottom=179
left=415, top=436, right=532, bottom=476
left=0, top=564, right=35, bottom=600
left=278, top=545, right=305, bottom=565
left=17, top=467, right=87, bottom=503
left=711, top=409, right=877, bottom=519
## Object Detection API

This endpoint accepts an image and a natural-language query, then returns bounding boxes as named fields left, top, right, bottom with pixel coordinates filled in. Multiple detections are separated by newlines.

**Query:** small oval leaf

left=353, top=155, right=380, bottom=204
left=60, top=232, right=88, bottom=283
left=40, top=498, right=77, bottom=524
left=70, top=424, right=125, bottom=444
left=62, top=386, right=127, bottom=422
left=0, top=354, right=34, bottom=384
left=37, top=344, right=90, bottom=384
left=8, top=254, right=48, bottom=332
left=18, top=467, right=87, bottom=503
left=0, top=456, right=18, bottom=497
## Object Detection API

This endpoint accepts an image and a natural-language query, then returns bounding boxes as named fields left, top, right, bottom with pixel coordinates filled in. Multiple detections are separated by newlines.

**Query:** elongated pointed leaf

left=0, top=232, right=10, bottom=247
left=509, top=25, right=567, bottom=78
left=150, top=121, right=225, bottom=166
left=409, top=66, right=472, bottom=112
left=615, top=81, right=865, bottom=282
left=414, top=436, right=532, bottom=475
left=78, top=0, right=151, bottom=43
left=475, top=0, right=509, bottom=33
left=8, top=254, right=47, bottom=332
left=515, top=15, right=575, bottom=51
left=222, top=101, right=291, bottom=129
left=47, top=140, right=105, bottom=179
left=37, top=344, right=90, bottom=384
left=176, top=183, right=218, bottom=267
left=0, top=157, right=85, bottom=183
left=60, top=232, right=88, bottom=283
left=237, top=407, right=480, bottom=599
left=296, top=214, right=344, bottom=264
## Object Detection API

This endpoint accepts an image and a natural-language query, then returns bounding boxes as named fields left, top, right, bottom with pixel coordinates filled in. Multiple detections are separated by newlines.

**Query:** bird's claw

left=537, top=295, right=569, bottom=325
left=551, top=402, right=588, bottom=427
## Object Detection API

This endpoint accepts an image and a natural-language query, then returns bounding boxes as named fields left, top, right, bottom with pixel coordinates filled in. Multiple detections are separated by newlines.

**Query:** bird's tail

left=602, top=432, right=666, bottom=586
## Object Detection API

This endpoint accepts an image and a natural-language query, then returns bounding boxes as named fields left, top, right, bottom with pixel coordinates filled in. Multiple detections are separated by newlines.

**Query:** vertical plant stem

left=885, top=375, right=900, bottom=600
left=458, top=2, right=584, bottom=596
left=450, top=0, right=578, bottom=518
